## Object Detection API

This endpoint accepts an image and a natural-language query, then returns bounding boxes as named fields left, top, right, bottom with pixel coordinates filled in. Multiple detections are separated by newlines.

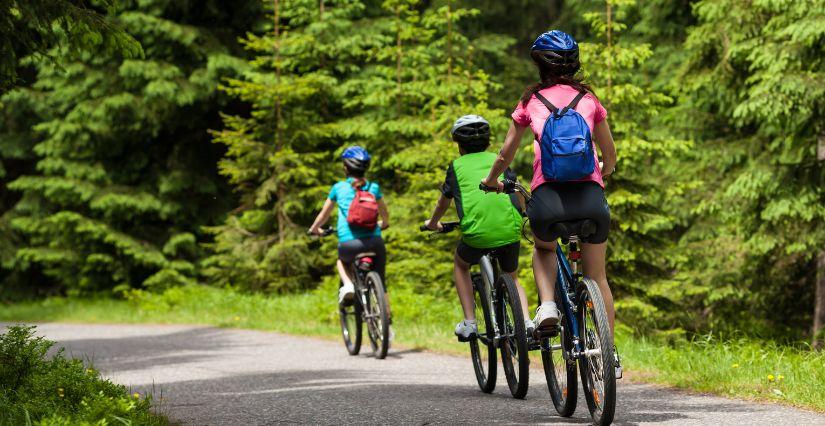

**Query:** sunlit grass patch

left=3, top=285, right=823, bottom=412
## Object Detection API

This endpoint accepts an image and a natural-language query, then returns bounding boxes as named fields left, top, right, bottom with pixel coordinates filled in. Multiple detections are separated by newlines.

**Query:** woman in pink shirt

left=481, top=30, right=618, bottom=333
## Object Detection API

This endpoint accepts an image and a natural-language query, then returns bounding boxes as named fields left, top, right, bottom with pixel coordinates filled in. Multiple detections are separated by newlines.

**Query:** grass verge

left=2, top=284, right=823, bottom=412
left=0, top=325, right=167, bottom=426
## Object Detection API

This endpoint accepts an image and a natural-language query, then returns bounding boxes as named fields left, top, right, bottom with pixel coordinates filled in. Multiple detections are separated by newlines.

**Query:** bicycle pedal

left=532, top=326, right=559, bottom=339
left=456, top=333, right=475, bottom=343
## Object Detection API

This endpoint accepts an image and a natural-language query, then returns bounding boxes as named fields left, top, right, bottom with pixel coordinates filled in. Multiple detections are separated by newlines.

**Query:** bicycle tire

left=339, top=300, right=362, bottom=356
left=469, top=273, right=496, bottom=393
left=364, top=271, right=390, bottom=359
left=541, top=310, right=578, bottom=416
left=577, top=277, right=616, bottom=425
left=497, top=273, right=530, bottom=399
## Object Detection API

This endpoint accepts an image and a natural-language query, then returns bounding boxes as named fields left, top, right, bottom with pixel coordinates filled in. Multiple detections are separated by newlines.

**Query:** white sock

left=464, top=319, right=477, bottom=325
left=540, top=301, right=557, bottom=310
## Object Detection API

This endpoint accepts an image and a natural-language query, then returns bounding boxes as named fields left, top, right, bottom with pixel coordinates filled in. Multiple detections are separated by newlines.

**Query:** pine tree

left=203, top=0, right=380, bottom=292
left=0, top=0, right=142, bottom=92
left=577, top=0, right=689, bottom=331
left=674, top=0, right=825, bottom=340
left=205, top=0, right=506, bottom=294
left=0, top=0, right=261, bottom=295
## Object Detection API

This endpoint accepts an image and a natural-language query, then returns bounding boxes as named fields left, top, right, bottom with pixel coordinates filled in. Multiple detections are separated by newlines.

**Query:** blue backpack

left=534, top=90, right=595, bottom=181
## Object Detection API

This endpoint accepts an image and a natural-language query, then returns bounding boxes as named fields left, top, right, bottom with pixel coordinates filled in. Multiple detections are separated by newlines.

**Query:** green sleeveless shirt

left=441, top=152, right=523, bottom=248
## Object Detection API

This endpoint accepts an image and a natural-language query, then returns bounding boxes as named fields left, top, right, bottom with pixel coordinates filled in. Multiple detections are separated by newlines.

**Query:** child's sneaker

left=524, top=319, right=536, bottom=337
left=338, top=283, right=355, bottom=306
left=534, top=302, right=560, bottom=330
left=614, top=345, right=623, bottom=379
left=454, top=319, right=478, bottom=342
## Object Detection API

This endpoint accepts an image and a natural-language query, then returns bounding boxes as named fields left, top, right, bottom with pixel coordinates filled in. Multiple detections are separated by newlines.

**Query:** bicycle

left=480, top=179, right=617, bottom=425
left=310, top=227, right=390, bottom=359
left=420, top=222, right=530, bottom=398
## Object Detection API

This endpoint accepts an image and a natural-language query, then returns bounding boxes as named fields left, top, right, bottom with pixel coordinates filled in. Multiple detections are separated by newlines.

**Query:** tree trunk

left=814, top=251, right=825, bottom=350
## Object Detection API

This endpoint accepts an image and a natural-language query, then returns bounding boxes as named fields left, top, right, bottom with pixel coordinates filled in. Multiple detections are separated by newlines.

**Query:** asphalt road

left=14, top=323, right=825, bottom=425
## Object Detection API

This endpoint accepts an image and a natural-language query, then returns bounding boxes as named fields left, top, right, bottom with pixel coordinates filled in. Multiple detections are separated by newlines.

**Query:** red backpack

left=347, top=181, right=379, bottom=230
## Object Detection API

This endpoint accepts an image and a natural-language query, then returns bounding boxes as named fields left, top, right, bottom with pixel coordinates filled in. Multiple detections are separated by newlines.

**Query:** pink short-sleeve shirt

left=511, top=84, right=607, bottom=190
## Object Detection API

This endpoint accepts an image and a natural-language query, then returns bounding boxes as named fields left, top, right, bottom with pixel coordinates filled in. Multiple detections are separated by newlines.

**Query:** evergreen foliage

left=0, top=0, right=261, bottom=295
left=672, top=0, right=824, bottom=336
left=1, top=0, right=823, bottom=343
left=0, top=0, right=142, bottom=92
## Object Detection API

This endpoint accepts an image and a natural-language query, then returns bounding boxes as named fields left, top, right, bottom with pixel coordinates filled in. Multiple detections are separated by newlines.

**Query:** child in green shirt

left=424, top=115, right=533, bottom=340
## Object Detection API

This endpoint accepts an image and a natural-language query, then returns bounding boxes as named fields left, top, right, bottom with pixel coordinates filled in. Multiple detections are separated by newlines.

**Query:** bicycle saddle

left=355, top=252, right=376, bottom=260
left=547, top=219, right=597, bottom=244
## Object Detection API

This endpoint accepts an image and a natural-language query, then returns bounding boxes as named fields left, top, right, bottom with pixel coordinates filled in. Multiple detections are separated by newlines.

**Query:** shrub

left=0, top=325, right=165, bottom=425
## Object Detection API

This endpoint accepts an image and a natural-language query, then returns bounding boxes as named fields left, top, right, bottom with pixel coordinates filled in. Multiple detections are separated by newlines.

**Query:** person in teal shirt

left=309, top=146, right=390, bottom=307
left=424, top=115, right=532, bottom=340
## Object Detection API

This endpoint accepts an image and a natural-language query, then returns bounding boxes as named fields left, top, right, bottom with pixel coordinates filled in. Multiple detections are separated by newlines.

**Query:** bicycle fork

left=478, top=255, right=500, bottom=347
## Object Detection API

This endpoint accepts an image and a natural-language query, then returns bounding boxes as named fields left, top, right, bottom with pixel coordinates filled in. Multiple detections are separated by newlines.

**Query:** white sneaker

left=524, top=319, right=536, bottom=336
left=534, top=302, right=560, bottom=330
left=338, top=283, right=355, bottom=306
left=614, top=345, right=623, bottom=379
left=455, top=319, right=477, bottom=342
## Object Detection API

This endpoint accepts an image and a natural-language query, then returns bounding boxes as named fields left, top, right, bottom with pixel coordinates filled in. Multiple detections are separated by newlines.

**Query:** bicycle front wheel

left=339, top=300, right=362, bottom=356
left=497, top=274, right=530, bottom=399
left=364, top=271, right=390, bottom=359
left=577, top=277, right=616, bottom=425
left=541, top=309, right=577, bottom=416
left=469, top=273, right=496, bottom=393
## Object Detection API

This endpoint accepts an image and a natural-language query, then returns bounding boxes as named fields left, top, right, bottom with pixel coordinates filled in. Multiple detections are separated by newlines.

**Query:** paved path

left=14, top=323, right=824, bottom=425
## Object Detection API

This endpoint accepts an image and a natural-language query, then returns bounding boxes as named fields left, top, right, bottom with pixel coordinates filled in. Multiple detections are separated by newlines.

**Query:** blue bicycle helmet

left=531, top=30, right=580, bottom=73
left=342, top=146, right=371, bottom=177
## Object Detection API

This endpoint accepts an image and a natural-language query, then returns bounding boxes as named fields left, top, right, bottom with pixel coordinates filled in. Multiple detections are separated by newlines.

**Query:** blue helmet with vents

left=342, top=146, right=371, bottom=176
left=530, top=30, right=580, bottom=73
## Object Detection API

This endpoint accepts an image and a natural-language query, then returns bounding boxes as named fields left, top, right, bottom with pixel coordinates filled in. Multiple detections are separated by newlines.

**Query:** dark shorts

left=456, top=240, right=520, bottom=273
left=338, top=237, right=387, bottom=286
left=526, top=181, right=610, bottom=244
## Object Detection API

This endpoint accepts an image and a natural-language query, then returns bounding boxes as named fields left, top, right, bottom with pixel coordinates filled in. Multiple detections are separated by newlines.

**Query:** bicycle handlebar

left=307, top=227, right=336, bottom=237
left=479, top=179, right=531, bottom=201
left=419, top=221, right=460, bottom=234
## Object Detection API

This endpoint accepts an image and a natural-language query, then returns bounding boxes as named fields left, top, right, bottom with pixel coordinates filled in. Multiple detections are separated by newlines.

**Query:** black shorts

left=526, top=181, right=610, bottom=244
left=456, top=240, right=520, bottom=273
left=338, top=237, right=386, bottom=285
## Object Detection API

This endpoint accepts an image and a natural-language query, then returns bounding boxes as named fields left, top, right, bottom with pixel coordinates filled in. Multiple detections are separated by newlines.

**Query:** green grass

left=2, top=284, right=824, bottom=412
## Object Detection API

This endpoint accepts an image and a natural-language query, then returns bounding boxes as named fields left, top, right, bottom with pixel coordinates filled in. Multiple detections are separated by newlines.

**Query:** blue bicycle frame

left=554, top=244, right=583, bottom=354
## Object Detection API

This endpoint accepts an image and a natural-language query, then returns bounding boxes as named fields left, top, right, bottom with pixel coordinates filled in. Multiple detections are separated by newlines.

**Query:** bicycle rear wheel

left=497, top=274, right=530, bottom=399
left=541, top=310, right=577, bottom=416
left=364, top=271, right=390, bottom=359
left=469, top=273, right=496, bottom=393
left=577, top=277, right=616, bottom=425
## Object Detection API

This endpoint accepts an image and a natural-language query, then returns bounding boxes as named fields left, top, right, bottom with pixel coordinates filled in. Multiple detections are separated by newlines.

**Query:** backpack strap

left=533, top=90, right=558, bottom=113
left=558, top=91, right=587, bottom=116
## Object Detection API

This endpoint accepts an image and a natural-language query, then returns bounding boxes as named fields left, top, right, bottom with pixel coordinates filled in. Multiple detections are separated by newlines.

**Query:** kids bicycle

left=420, top=222, right=530, bottom=398
left=310, top=227, right=390, bottom=359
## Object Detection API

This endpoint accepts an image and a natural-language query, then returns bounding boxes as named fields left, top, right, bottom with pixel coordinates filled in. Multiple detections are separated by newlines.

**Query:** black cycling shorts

left=338, top=237, right=387, bottom=285
left=526, top=181, right=610, bottom=244
left=456, top=240, right=520, bottom=273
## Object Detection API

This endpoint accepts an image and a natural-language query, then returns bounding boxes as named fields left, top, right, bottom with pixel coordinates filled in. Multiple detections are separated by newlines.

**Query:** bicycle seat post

left=568, top=238, right=581, bottom=277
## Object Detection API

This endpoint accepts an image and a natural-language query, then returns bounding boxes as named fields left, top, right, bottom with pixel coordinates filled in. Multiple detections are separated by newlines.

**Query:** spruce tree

left=675, top=0, right=824, bottom=339
left=1, top=0, right=261, bottom=294
left=577, top=0, right=688, bottom=330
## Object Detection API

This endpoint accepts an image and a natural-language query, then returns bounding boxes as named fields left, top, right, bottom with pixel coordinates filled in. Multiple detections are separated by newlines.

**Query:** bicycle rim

left=541, top=313, right=577, bottom=416
left=364, top=272, right=389, bottom=359
left=498, top=274, right=529, bottom=399
left=578, top=277, right=616, bottom=425
left=469, top=275, right=496, bottom=393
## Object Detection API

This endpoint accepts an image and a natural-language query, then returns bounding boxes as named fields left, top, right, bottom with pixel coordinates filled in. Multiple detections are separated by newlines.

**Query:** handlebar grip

left=479, top=183, right=499, bottom=193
